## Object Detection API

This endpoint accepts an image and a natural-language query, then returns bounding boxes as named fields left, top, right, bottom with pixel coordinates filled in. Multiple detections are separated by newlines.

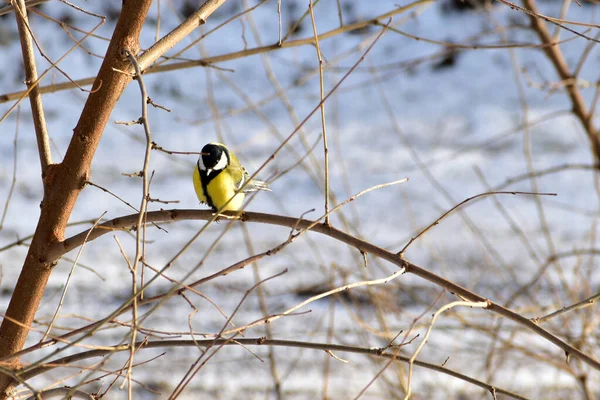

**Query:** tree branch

left=522, top=0, right=600, bottom=163
left=0, top=1, right=230, bottom=395
left=53, top=209, right=600, bottom=372
left=0, top=0, right=154, bottom=396
left=12, top=0, right=51, bottom=174
left=20, top=339, right=530, bottom=400
left=0, top=0, right=429, bottom=104
left=136, top=0, right=227, bottom=70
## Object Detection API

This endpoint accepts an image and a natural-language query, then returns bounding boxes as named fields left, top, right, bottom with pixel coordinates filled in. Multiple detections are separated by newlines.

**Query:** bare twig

left=521, top=0, right=600, bottom=163
left=0, top=18, right=105, bottom=126
left=534, top=291, right=600, bottom=324
left=52, top=209, right=600, bottom=372
left=57, top=0, right=106, bottom=19
left=41, top=212, right=107, bottom=342
left=21, top=338, right=529, bottom=400
left=122, top=48, right=154, bottom=397
left=239, top=224, right=282, bottom=398
left=0, top=1, right=154, bottom=394
left=0, top=0, right=47, bottom=17
left=169, top=270, right=287, bottom=399
left=24, top=387, right=94, bottom=400
left=404, top=300, right=489, bottom=400
left=261, top=269, right=405, bottom=328
left=0, top=0, right=429, bottom=104
left=136, top=0, right=227, bottom=71
left=12, top=0, right=51, bottom=174
left=0, top=107, right=20, bottom=230
left=151, top=142, right=205, bottom=155
left=399, top=191, right=557, bottom=256
left=85, top=181, right=170, bottom=234
left=309, top=0, right=330, bottom=226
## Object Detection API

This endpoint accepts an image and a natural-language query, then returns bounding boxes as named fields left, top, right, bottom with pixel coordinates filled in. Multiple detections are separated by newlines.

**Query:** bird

left=193, top=142, right=271, bottom=212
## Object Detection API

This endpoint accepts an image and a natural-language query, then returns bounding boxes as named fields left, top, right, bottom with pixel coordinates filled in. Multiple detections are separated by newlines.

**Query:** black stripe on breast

left=198, top=160, right=225, bottom=210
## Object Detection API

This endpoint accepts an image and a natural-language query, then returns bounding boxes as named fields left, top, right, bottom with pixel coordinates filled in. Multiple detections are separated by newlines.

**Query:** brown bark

left=523, top=0, right=600, bottom=165
left=0, top=0, right=152, bottom=396
left=12, top=0, right=52, bottom=174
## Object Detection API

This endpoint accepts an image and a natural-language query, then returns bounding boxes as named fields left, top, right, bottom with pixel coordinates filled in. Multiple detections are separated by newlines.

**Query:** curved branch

left=20, top=338, right=529, bottom=400
left=55, top=209, right=600, bottom=371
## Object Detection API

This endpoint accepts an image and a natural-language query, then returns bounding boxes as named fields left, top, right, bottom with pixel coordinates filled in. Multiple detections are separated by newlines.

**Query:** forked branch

left=522, top=0, right=600, bottom=163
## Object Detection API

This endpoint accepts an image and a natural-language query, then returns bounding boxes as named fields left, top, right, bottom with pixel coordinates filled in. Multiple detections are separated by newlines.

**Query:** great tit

left=193, top=142, right=271, bottom=211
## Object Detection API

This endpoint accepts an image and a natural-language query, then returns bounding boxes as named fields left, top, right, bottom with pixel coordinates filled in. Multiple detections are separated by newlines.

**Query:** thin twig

left=277, top=0, right=282, bottom=45
left=22, top=338, right=530, bottom=400
left=0, top=0, right=428, bottom=104
left=262, top=269, right=406, bottom=328
left=150, top=142, right=205, bottom=155
left=0, top=106, right=20, bottom=230
left=24, top=387, right=94, bottom=400
left=22, top=178, right=407, bottom=377
left=0, top=0, right=47, bottom=17
left=87, top=179, right=169, bottom=231
left=30, top=7, right=109, bottom=44
left=534, top=291, right=600, bottom=324
left=112, top=235, right=135, bottom=394
left=136, top=0, right=227, bottom=71
left=269, top=134, right=322, bottom=183
left=123, top=48, right=153, bottom=398
left=240, top=224, right=283, bottom=398
left=574, top=31, right=600, bottom=78
left=309, top=0, right=330, bottom=226
left=12, top=0, right=52, bottom=174
left=399, top=191, right=557, bottom=256
left=41, top=212, right=107, bottom=342
left=169, top=270, right=287, bottom=399
left=521, top=0, right=600, bottom=163
left=51, top=209, right=600, bottom=372
left=404, top=300, right=489, bottom=400
left=0, top=18, right=105, bottom=127
left=56, top=0, right=106, bottom=19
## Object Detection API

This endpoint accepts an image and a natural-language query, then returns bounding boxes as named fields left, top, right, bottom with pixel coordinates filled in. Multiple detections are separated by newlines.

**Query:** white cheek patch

left=213, top=151, right=228, bottom=171
left=198, top=156, right=206, bottom=171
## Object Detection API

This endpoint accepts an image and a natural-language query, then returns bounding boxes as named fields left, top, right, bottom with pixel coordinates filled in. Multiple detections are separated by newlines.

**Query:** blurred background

left=1, top=0, right=599, bottom=398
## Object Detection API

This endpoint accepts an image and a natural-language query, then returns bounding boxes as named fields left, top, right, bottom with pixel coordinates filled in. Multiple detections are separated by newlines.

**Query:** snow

left=1, top=0, right=599, bottom=398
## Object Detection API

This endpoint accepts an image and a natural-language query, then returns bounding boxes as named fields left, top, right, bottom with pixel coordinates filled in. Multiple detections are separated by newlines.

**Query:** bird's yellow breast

left=193, top=167, right=245, bottom=211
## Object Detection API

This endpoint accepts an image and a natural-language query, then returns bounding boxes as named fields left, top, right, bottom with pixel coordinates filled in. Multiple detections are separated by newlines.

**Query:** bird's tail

left=244, top=179, right=271, bottom=192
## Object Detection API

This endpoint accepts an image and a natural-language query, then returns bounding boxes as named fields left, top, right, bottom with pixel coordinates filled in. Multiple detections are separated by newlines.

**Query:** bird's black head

left=199, top=143, right=229, bottom=174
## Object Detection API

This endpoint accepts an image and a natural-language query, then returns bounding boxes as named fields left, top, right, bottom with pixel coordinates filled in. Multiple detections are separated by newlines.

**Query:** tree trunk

left=0, top=0, right=153, bottom=396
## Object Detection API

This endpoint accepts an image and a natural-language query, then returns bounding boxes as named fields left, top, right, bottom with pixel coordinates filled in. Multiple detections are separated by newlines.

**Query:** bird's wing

left=228, top=152, right=270, bottom=193
left=227, top=164, right=249, bottom=192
